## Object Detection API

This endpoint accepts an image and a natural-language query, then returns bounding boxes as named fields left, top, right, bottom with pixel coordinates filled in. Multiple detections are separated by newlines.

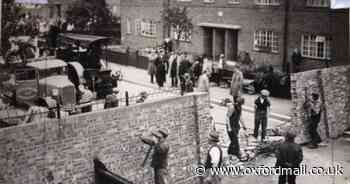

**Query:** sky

left=331, top=0, right=350, bottom=9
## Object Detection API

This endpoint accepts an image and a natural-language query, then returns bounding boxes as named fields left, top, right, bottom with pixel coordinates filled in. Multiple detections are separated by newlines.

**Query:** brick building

left=120, top=0, right=349, bottom=70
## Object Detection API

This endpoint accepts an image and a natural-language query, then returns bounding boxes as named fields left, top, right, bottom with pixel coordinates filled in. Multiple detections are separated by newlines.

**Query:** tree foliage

left=162, top=6, right=193, bottom=44
left=65, top=0, right=118, bottom=33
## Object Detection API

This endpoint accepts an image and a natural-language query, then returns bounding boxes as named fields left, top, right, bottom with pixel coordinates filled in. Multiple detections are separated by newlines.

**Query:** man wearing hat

left=151, top=129, right=170, bottom=184
left=204, top=131, right=223, bottom=184
left=275, top=131, right=303, bottom=184
left=253, top=89, right=271, bottom=142
left=305, top=92, right=323, bottom=149
left=230, top=64, right=243, bottom=103
left=226, top=96, right=247, bottom=160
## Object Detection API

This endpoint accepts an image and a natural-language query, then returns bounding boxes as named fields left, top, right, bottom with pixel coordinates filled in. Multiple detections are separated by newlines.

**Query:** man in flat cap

left=304, top=92, right=323, bottom=149
left=275, top=131, right=303, bottom=184
left=254, top=89, right=271, bottom=142
left=151, top=129, right=170, bottom=184
left=204, top=131, right=223, bottom=184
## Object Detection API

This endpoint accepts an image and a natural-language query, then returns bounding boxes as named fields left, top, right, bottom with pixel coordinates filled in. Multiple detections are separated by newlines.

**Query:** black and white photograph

left=0, top=0, right=349, bottom=183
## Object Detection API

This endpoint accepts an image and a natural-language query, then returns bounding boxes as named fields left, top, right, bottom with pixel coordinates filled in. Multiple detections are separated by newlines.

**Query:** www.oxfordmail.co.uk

left=194, top=164, right=344, bottom=176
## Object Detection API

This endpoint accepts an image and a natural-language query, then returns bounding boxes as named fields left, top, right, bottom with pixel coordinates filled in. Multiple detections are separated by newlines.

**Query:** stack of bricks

left=290, top=65, right=350, bottom=143
left=0, top=93, right=211, bottom=184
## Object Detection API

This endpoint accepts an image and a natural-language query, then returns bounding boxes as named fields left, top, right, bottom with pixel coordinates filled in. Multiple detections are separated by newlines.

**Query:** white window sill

left=255, top=3, right=280, bottom=6
left=228, top=2, right=240, bottom=5
left=140, top=34, right=157, bottom=38
left=302, top=55, right=331, bottom=60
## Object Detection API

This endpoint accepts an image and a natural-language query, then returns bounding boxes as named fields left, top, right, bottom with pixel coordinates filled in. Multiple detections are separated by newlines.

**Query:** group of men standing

left=147, top=51, right=210, bottom=95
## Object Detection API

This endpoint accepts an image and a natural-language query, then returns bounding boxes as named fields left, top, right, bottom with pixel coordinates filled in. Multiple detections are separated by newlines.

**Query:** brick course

left=0, top=93, right=211, bottom=184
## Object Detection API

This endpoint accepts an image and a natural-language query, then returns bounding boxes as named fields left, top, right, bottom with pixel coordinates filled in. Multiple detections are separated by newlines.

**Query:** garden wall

left=0, top=93, right=211, bottom=184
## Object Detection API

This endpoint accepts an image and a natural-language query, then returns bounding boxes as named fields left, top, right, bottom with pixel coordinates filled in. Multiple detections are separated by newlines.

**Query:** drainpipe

left=163, top=0, right=171, bottom=39
left=0, top=0, right=2, bottom=51
left=282, top=0, right=290, bottom=72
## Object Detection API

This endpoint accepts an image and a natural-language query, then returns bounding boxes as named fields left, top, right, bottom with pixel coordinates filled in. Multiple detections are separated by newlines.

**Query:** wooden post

left=212, top=29, right=216, bottom=60
left=125, top=91, right=129, bottom=106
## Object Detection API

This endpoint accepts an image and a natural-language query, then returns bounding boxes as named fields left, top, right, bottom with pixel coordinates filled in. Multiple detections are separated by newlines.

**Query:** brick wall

left=120, top=0, right=166, bottom=50
left=290, top=65, right=350, bottom=143
left=0, top=93, right=212, bottom=184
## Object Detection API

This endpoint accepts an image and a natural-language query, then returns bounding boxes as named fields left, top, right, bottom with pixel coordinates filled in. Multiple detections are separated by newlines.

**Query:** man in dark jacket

left=178, top=52, right=192, bottom=95
left=254, top=89, right=271, bottom=142
left=155, top=57, right=167, bottom=89
left=151, top=129, right=170, bottom=184
left=291, top=48, right=302, bottom=73
left=169, top=52, right=178, bottom=87
left=226, top=96, right=247, bottom=160
left=275, top=132, right=303, bottom=184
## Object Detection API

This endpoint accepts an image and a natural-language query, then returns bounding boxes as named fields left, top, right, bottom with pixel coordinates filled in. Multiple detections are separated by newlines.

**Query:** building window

left=255, top=0, right=280, bottom=5
left=203, top=0, right=215, bottom=3
left=126, top=18, right=132, bottom=34
left=306, top=0, right=330, bottom=7
left=254, top=30, right=279, bottom=53
left=172, top=28, right=192, bottom=42
left=228, top=0, right=240, bottom=4
left=136, top=20, right=157, bottom=37
left=301, top=35, right=331, bottom=60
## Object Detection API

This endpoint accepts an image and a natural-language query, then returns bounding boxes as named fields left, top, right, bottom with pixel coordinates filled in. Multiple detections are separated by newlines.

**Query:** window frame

left=301, top=34, right=331, bottom=60
left=139, top=20, right=157, bottom=38
left=255, top=0, right=280, bottom=6
left=203, top=0, right=215, bottom=3
left=306, top=0, right=330, bottom=8
left=253, top=30, right=279, bottom=53
left=228, top=0, right=240, bottom=4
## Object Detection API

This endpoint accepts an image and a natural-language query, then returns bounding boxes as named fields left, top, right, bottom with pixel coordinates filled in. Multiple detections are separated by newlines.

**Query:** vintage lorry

left=2, top=58, right=76, bottom=110
left=57, top=33, right=119, bottom=99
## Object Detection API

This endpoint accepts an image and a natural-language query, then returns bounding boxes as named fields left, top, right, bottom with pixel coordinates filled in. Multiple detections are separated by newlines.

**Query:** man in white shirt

left=197, top=70, right=210, bottom=93
left=204, top=131, right=223, bottom=184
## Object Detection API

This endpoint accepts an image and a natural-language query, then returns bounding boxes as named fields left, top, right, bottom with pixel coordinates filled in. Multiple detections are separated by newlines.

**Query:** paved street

left=108, top=62, right=292, bottom=117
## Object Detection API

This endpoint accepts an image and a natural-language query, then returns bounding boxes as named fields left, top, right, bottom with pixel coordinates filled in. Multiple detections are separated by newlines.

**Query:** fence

left=0, top=88, right=180, bottom=128
left=105, top=50, right=149, bottom=70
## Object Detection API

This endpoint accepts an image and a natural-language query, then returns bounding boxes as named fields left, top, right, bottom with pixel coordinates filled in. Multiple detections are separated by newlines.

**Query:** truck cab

left=2, top=59, right=76, bottom=110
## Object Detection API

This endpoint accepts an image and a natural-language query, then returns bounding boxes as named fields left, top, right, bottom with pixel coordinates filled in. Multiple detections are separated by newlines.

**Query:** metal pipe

left=125, top=91, right=129, bottom=106
left=283, top=0, right=290, bottom=72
